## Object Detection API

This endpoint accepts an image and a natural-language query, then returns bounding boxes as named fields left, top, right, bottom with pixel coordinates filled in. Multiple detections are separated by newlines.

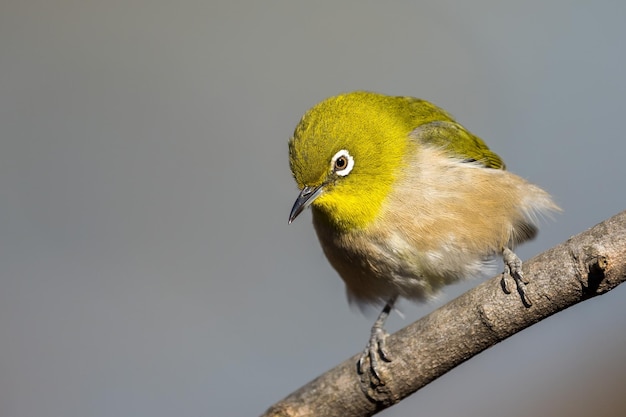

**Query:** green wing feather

left=400, top=96, right=505, bottom=170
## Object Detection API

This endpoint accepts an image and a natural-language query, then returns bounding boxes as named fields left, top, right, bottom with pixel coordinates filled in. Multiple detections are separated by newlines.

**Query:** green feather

left=384, top=94, right=505, bottom=169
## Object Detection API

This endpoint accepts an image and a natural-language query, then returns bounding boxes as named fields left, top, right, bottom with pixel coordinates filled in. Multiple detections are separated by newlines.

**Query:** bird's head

left=288, top=91, right=417, bottom=231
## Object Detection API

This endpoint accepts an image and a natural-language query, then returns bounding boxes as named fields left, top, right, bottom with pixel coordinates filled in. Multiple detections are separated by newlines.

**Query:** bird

left=287, top=91, right=559, bottom=383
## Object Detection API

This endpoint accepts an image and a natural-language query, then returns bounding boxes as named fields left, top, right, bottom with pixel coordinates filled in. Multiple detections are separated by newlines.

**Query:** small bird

left=288, top=91, right=559, bottom=382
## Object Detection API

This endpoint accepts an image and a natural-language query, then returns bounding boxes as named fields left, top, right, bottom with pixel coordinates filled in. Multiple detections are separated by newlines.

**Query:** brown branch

left=261, top=210, right=626, bottom=417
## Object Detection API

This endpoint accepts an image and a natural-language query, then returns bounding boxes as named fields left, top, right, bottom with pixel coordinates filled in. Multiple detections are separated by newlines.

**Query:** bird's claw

left=357, top=325, right=391, bottom=384
left=502, top=247, right=532, bottom=307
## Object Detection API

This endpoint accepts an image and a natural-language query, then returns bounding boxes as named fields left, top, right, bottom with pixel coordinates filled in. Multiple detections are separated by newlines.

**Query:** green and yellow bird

left=288, top=91, right=559, bottom=381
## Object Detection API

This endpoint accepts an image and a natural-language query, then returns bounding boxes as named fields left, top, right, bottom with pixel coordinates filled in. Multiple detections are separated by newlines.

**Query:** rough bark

left=261, top=210, right=626, bottom=417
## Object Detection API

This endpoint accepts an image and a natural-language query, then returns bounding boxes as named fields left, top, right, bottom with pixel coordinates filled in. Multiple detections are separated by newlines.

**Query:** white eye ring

left=330, top=149, right=354, bottom=177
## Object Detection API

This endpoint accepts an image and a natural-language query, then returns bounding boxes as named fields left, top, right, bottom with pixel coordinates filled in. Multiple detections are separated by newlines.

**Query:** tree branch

left=262, top=210, right=626, bottom=417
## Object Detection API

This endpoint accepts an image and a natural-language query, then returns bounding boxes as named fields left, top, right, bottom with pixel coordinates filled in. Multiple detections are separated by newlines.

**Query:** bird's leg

left=501, top=247, right=532, bottom=307
left=357, top=296, right=397, bottom=384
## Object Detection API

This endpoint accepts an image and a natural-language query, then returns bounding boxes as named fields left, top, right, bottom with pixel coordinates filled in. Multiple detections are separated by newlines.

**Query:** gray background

left=1, top=1, right=625, bottom=417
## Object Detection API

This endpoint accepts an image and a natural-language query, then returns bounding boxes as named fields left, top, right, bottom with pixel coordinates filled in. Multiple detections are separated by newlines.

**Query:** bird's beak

left=289, top=184, right=325, bottom=224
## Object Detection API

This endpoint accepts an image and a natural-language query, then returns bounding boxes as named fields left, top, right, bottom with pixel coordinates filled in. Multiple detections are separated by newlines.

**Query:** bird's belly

left=314, top=217, right=487, bottom=306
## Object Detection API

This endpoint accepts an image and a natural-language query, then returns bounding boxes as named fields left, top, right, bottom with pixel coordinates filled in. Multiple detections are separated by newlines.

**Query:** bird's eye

left=331, top=149, right=354, bottom=177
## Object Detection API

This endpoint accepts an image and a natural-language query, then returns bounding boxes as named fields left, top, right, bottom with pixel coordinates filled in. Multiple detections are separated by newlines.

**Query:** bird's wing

left=408, top=120, right=505, bottom=170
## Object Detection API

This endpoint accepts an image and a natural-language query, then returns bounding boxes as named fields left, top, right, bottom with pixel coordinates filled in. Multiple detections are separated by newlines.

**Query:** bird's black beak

left=289, top=184, right=325, bottom=224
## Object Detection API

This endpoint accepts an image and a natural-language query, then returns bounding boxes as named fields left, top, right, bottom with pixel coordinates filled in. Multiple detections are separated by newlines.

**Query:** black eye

left=334, top=156, right=347, bottom=171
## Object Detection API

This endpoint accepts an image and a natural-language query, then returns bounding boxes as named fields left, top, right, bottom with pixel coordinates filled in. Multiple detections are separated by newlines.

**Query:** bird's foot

left=357, top=324, right=392, bottom=385
left=357, top=298, right=396, bottom=386
left=501, top=247, right=532, bottom=307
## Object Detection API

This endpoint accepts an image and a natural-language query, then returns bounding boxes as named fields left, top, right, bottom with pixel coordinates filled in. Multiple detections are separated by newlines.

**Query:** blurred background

left=1, top=1, right=625, bottom=416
